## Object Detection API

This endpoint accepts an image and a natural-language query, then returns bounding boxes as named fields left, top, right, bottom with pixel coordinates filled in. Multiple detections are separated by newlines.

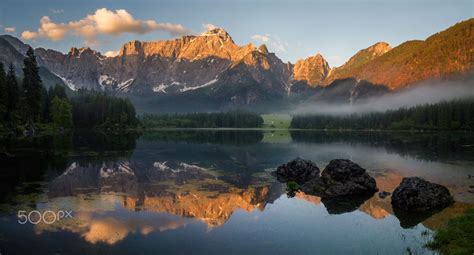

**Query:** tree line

left=0, top=47, right=138, bottom=135
left=291, top=99, right=474, bottom=131
left=141, top=111, right=264, bottom=128
left=71, top=90, right=138, bottom=129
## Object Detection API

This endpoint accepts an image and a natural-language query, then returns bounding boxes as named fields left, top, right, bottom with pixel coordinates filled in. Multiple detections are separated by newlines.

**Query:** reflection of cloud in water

left=35, top=208, right=193, bottom=245
left=36, top=186, right=275, bottom=244
left=83, top=215, right=189, bottom=245
left=84, top=218, right=130, bottom=245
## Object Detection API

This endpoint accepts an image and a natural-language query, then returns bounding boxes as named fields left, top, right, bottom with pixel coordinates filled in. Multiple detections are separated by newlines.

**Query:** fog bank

left=292, top=80, right=474, bottom=115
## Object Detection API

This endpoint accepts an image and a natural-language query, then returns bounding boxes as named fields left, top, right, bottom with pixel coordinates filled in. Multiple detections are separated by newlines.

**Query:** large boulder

left=303, top=159, right=378, bottom=197
left=272, top=158, right=320, bottom=184
left=391, top=177, right=453, bottom=213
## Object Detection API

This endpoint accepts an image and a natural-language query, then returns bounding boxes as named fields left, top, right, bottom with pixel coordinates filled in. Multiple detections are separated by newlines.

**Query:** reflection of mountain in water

left=48, top=160, right=283, bottom=226
left=39, top=159, right=474, bottom=246
left=49, top=161, right=469, bottom=228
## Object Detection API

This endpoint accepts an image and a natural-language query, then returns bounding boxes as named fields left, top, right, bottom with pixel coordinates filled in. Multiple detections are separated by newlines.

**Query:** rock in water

left=316, top=159, right=378, bottom=197
left=272, top=158, right=320, bottom=184
left=378, top=191, right=391, bottom=199
left=391, top=177, right=453, bottom=212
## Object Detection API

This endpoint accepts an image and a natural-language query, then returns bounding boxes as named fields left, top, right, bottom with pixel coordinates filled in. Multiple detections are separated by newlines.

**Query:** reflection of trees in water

left=0, top=131, right=138, bottom=203
left=290, top=131, right=474, bottom=162
left=72, top=131, right=138, bottom=155
left=141, top=130, right=264, bottom=144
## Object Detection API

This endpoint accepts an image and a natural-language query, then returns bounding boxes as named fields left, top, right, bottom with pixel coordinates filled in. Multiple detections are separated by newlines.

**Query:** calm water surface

left=0, top=131, right=473, bottom=255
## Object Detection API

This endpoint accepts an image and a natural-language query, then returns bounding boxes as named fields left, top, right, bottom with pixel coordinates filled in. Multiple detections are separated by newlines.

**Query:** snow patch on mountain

left=62, top=162, right=78, bottom=176
left=118, top=78, right=134, bottom=91
left=179, top=78, right=217, bottom=92
left=54, top=73, right=77, bottom=91
left=99, top=75, right=116, bottom=86
left=100, top=161, right=135, bottom=178
left=153, top=161, right=173, bottom=171
left=152, top=81, right=183, bottom=93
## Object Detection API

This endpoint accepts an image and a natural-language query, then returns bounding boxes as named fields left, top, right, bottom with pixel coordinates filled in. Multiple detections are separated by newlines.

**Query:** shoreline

left=1, top=127, right=473, bottom=137
left=140, top=127, right=473, bottom=133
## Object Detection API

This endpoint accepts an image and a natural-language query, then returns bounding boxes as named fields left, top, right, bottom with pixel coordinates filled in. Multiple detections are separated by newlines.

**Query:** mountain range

left=0, top=18, right=472, bottom=112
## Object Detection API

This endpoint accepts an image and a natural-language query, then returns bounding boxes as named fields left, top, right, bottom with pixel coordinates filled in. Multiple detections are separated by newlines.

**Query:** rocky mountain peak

left=257, top=44, right=269, bottom=54
left=366, top=42, right=392, bottom=57
left=202, top=28, right=233, bottom=42
left=68, top=47, right=100, bottom=57
left=119, top=40, right=143, bottom=56
left=0, top=34, right=30, bottom=54
left=339, top=42, right=391, bottom=69
left=116, top=27, right=248, bottom=61
left=293, top=53, right=330, bottom=87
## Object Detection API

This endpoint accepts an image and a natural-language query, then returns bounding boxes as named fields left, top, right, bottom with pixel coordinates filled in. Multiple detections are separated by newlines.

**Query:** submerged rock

left=378, top=191, right=391, bottom=199
left=391, top=177, right=453, bottom=213
left=303, top=159, right=378, bottom=197
left=321, top=193, right=374, bottom=214
left=272, top=158, right=320, bottom=184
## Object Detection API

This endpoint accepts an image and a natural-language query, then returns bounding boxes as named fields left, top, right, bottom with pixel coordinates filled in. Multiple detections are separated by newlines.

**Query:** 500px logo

left=17, top=210, right=73, bottom=224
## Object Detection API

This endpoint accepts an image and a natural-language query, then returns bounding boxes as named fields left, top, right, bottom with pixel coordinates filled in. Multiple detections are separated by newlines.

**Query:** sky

left=0, top=0, right=472, bottom=67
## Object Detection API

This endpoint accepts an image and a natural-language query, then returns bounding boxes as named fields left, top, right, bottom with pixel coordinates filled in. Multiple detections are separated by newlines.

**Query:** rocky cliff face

left=293, top=53, right=330, bottom=87
left=36, top=47, right=103, bottom=90
left=35, top=28, right=292, bottom=100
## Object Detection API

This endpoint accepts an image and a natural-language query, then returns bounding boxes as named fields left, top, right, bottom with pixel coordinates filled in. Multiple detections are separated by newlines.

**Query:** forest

left=141, top=111, right=264, bottom=128
left=71, top=90, right=138, bottom=129
left=291, top=99, right=474, bottom=131
left=0, top=47, right=138, bottom=135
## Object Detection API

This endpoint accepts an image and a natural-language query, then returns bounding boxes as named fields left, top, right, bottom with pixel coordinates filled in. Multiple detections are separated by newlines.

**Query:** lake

left=0, top=130, right=473, bottom=254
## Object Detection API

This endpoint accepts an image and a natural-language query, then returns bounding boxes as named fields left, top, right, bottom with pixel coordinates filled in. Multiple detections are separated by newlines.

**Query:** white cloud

left=251, top=34, right=270, bottom=43
left=251, top=34, right=287, bottom=53
left=21, top=30, right=39, bottom=40
left=21, top=8, right=190, bottom=42
left=103, top=50, right=119, bottom=58
left=4, top=27, right=15, bottom=33
left=203, top=23, right=218, bottom=31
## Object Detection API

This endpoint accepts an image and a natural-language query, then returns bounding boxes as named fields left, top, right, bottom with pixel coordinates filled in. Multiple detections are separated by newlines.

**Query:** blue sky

left=0, top=0, right=472, bottom=66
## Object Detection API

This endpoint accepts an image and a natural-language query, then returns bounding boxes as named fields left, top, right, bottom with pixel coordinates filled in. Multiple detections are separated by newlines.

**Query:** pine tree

left=40, top=86, right=50, bottom=122
left=0, top=62, right=6, bottom=117
left=50, top=97, right=72, bottom=128
left=6, top=63, right=19, bottom=115
left=51, top=84, right=67, bottom=100
left=22, top=47, right=43, bottom=122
